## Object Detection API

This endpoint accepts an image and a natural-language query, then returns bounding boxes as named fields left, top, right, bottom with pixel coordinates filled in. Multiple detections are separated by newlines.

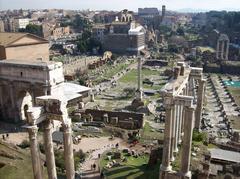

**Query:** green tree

left=19, top=24, right=43, bottom=37
left=176, top=27, right=185, bottom=36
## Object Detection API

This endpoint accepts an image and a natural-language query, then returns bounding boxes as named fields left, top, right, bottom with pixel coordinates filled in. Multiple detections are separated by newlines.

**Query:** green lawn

left=228, top=87, right=240, bottom=106
left=100, top=151, right=160, bottom=179
left=140, top=122, right=164, bottom=141
left=0, top=141, right=47, bottom=179
left=119, top=69, right=160, bottom=84
left=89, top=61, right=132, bottom=84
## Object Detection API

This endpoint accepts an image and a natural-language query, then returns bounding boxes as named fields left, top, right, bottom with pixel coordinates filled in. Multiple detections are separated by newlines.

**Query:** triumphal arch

left=0, top=59, right=91, bottom=179
left=0, top=60, right=90, bottom=123
left=160, top=62, right=206, bottom=179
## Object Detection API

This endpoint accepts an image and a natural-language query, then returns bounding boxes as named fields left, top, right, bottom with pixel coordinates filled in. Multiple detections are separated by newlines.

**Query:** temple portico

left=159, top=62, right=206, bottom=179
left=25, top=96, right=75, bottom=179
left=216, top=34, right=229, bottom=61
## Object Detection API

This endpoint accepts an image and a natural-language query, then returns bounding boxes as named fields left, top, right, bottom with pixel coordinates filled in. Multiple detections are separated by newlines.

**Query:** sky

left=0, top=0, right=240, bottom=12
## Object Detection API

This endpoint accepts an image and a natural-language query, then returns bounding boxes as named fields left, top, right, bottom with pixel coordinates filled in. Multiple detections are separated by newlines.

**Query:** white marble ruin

left=216, top=34, right=229, bottom=61
left=24, top=96, right=75, bottom=179
left=159, top=62, right=206, bottom=179
left=0, top=59, right=91, bottom=179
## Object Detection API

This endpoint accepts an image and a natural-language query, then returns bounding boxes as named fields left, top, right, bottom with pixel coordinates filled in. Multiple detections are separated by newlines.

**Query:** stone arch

left=122, top=16, right=126, bottom=22
left=17, top=90, right=33, bottom=121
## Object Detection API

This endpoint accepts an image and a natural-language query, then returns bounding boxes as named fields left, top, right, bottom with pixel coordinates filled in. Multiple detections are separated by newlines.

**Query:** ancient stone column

left=160, top=104, right=173, bottom=177
left=195, top=79, right=205, bottom=130
left=221, top=41, right=224, bottom=60
left=178, top=104, right=183, bottom=143
left=62, top=123, right=75, bottom=179
left=136, top=57, right=143, bottom=100
left=28, top=126, right=43, bottom=179
left=216, top=40, right=220, bottom=59
left=188, top=77, right=194, bottom=97
left=180, top=106, right=195, bottom=178
left=181, top=104, right=185, bottom=134
left=174, top=104, right=179, bottom=152
left=170, top=105, right=176, bottom=161
left=43, top=120, right=57, bottom=179
left=225, top=40, right=229, bottom=60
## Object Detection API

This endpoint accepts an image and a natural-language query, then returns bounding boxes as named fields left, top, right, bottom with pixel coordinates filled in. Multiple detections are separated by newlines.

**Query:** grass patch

left=228, top=87, right=240, bottom=106
left=119, top=69, right=160, bottom=84
left=0, top=141, right=47, bottom=179
left=140, top=122, right=164, bottom=141
left=100, top=151, right=160, bottom=179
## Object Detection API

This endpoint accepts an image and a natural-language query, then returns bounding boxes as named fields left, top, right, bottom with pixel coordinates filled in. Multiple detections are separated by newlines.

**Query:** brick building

left=92, top=10, right=145, bottom=55
left=0, top=32, right=49, bottom=61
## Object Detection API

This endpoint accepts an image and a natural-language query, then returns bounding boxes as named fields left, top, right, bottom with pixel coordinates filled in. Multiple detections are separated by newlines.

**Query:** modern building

left=14, top=18, right=30, bottom=29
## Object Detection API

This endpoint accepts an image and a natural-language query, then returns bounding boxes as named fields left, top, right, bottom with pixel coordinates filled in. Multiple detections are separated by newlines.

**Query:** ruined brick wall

left=103, top=34, right=130, bottom=54
left=144, top=60, right=168, bottom=66
left=84, top=109, right=144, bottom=130
left=5, top=43, right=49, bottom=61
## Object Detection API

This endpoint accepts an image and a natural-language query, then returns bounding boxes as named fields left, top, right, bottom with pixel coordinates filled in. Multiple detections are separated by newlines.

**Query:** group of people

left=1, top=133, right=9, bottom=140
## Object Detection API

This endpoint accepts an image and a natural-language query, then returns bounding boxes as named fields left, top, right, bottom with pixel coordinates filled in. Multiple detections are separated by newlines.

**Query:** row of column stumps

left=27, top=120, right=75, bottom=179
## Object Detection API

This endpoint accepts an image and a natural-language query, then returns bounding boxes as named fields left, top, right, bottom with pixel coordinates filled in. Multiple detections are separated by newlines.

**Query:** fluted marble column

left=43, top=120, right=57, bottom=179
left=221, top=41, right=224, bottom=60
left=195, top=80, right=205, bottom=130
left=136, top=57, right=143, bottom=100
left=174, top=104, right=179, bottom=152
left=160, top=104, right=173, bottom=178
left=225, top=40, right=229, bottom=60
left=62, top=123, right=75, bottom=179
left=216, top=40, right=220, bottom=59
left=170, top=105, right=176, bottom=161
left=180, top=106, right=195, bottom=178
left=178, top=104, right=183, bottom=143
left=28, top=126, right=43, bottom=179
